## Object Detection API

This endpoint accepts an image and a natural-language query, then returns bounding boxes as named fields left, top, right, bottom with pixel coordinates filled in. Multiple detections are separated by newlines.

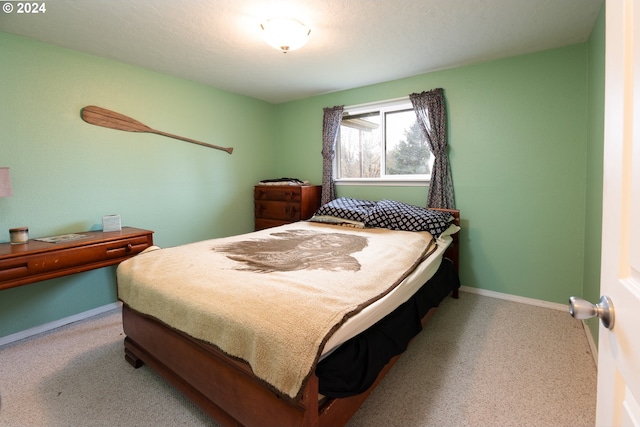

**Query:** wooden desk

left=0, top=227, right=154, bottom=291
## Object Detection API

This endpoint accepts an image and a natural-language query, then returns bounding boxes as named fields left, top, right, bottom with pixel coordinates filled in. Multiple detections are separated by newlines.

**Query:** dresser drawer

left=255, top=218, right=291, bottom=230
left=254, top=186, right=301, bottom=202
left=255, top=201, right=301, bottom=221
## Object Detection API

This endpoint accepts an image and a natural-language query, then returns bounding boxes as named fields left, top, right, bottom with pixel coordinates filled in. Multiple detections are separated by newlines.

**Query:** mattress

left=321, top=232, right=453, bottom=357
left=317, top=256, right=459, bottom=397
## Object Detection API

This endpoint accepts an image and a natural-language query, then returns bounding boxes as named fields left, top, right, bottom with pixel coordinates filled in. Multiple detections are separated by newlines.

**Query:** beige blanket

left=117, top=221, right=436, bottom=400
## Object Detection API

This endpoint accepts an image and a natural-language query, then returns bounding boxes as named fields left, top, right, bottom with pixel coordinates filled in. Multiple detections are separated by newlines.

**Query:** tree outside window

left=336, top=100, right=432, bottom=183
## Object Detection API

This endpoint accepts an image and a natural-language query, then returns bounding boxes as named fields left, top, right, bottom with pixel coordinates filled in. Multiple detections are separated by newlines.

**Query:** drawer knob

left=287, top=205, right=299, bottom=218
left=126, top=243, right=133, bottom=252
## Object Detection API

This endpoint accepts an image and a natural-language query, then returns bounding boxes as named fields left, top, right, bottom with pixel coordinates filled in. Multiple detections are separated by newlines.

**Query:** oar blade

left=81, top=106, right=152, bottom=133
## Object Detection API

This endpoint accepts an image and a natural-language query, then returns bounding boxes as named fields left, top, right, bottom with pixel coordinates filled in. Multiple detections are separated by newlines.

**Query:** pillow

left=313, top=197, right=377, bottom=223
left=365, top=200, right=454, bottom=236
left=307, top=215, right=365, bottom=228
left=438, top=223, right=461, bottom=239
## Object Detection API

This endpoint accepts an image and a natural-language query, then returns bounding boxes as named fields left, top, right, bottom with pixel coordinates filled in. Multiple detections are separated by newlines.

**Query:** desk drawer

left=0, top=236, right=151, bottom=282
left=103, top=235, right=151, bottom=258
left=30, top=235, right=151, bottom=273
left=0, top=257, right=29, bottom=283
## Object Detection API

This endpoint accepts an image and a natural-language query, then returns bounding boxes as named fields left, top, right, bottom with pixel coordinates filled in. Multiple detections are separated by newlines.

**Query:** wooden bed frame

left=121, top=209, right=460, bottom=427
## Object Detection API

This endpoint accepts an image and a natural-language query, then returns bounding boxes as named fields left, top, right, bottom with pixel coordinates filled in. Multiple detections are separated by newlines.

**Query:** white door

left=597, top=0, right=640, bottom=425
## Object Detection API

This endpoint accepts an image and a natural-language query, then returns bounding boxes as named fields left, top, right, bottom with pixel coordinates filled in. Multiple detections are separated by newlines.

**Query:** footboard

left=123, top=305, right=320, bottom=427
left=122, top=304, right=439, bottom=427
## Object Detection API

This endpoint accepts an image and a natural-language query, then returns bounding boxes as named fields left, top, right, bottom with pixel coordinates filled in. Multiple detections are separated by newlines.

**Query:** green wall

left=1, top=13, right=605, bottom=339
left=276, top=44, right=590, bottom=305
left=583, top=6, right=605, bottom=344
left=0, top=32, right=277, bottom=337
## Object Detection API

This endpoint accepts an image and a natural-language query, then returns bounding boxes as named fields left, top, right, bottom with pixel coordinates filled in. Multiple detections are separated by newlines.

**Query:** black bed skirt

left=316, top=258, right=460, bottom=397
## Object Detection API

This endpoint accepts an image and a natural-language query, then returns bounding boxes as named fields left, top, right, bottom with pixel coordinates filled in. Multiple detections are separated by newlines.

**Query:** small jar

left=9, top=227, right=28, bottom=244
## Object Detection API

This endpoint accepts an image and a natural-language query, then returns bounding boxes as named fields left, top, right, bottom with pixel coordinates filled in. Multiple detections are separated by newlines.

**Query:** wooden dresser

left=254, top=185, right=322, bottom=230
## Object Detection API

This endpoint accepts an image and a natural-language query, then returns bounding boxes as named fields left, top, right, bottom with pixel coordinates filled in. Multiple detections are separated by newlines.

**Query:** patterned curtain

left=409, top=88, right=455, bottom=209
left=320, top=105, right=344, bottom=205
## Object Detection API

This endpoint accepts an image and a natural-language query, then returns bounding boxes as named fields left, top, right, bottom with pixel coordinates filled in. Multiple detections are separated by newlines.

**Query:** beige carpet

left=0, top=292, right=596, bottom=427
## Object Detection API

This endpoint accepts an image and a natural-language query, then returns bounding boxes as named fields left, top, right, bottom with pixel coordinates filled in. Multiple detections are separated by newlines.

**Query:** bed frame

left=121, top=209, right=460, bottom=427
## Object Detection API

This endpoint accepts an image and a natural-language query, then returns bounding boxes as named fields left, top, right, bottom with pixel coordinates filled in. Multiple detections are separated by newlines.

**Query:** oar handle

left=153, top=130, right=234, bottom=154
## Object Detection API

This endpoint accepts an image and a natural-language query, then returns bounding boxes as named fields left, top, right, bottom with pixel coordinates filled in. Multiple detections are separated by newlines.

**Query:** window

left=336, top=98, right=433, bottom=184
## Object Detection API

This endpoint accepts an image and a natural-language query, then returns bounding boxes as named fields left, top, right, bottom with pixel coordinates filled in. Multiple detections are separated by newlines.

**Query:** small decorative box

left=102, top=214, right=121, bottom=232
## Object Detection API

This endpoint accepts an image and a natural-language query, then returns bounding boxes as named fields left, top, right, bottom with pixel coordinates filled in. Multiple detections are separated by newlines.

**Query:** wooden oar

left=81, top=105, right=233, bottom=154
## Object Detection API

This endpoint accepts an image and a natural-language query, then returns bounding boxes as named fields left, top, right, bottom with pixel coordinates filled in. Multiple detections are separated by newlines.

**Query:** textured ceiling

left=0, top=0, right=603, bottom=103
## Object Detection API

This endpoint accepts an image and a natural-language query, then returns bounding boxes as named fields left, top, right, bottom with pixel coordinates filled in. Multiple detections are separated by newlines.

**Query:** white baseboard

left=0, top=302, right=122, bottom=347
left=459, top=286, right=568, bottom=311
left=460, top=286, right=598, bottom=365
left=582, top=320, right=599, bottom=367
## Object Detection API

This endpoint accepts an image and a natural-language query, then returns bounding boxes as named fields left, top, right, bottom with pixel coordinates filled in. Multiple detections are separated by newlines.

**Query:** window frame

left=335, top=97, right=432, bottom=187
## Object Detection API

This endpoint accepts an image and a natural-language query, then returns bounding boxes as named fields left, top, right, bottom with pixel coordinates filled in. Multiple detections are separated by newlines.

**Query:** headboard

left=431, top=208, right=460, bottom=274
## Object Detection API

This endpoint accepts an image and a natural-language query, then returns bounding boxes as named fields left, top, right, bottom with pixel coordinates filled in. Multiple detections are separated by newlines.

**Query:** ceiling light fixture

left=260, top=17, right=311, bottom=53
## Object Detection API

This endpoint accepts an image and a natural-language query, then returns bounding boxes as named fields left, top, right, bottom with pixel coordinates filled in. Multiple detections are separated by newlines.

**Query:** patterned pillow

left=364, top=202, right=390, bottom=229
left=366, top=200, right=454, bottom=236
left=313, top=198, right=377, bottom=223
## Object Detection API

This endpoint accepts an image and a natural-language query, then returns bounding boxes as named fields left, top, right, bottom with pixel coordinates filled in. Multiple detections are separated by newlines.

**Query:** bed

left=117, top=198, right=461, bottom=427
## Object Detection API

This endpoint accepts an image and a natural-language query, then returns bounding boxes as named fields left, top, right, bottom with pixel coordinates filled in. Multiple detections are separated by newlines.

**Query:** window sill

left=335, top=179, right=430, bottom=187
